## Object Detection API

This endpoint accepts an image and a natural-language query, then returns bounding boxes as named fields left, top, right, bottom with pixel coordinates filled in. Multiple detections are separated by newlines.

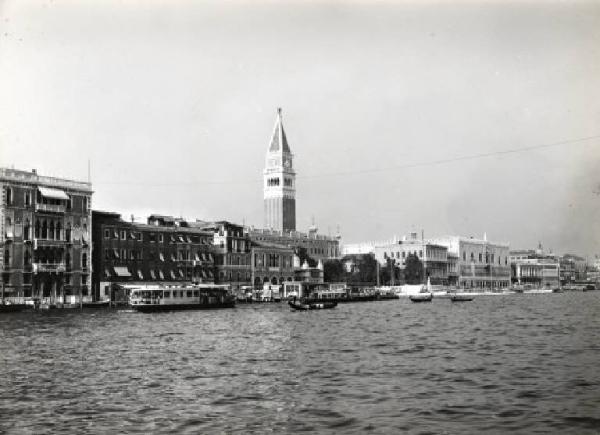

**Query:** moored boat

left=450, top=294, right=474, bottom=302
left=0, top=302, right=28, bottom=313
left=288, top=300, right=337, bottom=311
left=409, top=293, right=433, bottom=303
left=129, top=284, right=235, bottom=312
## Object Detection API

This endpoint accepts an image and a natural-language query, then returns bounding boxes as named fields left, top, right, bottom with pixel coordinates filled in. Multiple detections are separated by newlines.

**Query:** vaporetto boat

left=129, top=284, right=235, bottom=312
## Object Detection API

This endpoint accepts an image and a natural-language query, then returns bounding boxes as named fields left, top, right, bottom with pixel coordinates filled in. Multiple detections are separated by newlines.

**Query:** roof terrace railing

left=0, top=168, right=92, bottom=192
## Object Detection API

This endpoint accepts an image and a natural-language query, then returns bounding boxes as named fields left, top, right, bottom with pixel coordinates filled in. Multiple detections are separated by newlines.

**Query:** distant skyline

left=1, top=1, right=599, bottom=256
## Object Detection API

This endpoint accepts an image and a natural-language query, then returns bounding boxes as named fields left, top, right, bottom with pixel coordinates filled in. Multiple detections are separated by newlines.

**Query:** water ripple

left=0, top=292, right=599, bottom=433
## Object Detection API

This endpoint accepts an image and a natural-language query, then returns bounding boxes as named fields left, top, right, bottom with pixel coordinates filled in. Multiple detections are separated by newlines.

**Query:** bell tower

left=264, top=108, right=296, bottom=232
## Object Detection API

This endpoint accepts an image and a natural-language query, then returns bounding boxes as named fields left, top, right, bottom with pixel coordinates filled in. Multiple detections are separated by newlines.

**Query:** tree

left=380, top=258, right=402, bottom=285
left=324, top=259, right=345, bottom=282
left=347, top=253, right=378, bottom=286
left=404, top=253, right=424, bottom=284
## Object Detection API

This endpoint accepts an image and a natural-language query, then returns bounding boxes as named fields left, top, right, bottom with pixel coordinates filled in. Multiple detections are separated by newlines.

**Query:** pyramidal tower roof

left=268, top=107, right=291, bottom=153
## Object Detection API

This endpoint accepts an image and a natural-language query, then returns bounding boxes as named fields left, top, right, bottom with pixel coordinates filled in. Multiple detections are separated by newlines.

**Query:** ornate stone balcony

left=32, top=263, right=66, bottom=273
left=33, top=238, right=67, bottom=248
left=35, top=203, right=66, bottom=214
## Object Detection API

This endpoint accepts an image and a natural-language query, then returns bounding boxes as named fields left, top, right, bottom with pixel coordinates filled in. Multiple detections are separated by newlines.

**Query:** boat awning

left=114, top=267, right=131, bottom=277
left=38, top=187, right=70, bottom=201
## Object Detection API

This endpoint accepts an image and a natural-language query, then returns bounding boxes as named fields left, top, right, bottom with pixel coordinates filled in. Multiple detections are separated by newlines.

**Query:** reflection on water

left=1, top=292, right=600, bottom=434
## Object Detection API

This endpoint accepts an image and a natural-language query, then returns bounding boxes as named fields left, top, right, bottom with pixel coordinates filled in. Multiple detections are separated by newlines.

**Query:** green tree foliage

left=404, top=253, right=424, bottom=284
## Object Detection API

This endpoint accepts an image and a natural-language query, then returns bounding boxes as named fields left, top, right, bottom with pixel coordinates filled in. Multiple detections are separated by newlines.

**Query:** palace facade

left=430, top=235, right=511, bottom=289
left=91, top=212, right=216, bottom=301
left=1, top=167, right=92, bottom=304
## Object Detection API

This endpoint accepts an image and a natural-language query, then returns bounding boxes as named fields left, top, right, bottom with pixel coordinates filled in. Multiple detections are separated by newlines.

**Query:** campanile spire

left=264, top=108, right=296, bottom=232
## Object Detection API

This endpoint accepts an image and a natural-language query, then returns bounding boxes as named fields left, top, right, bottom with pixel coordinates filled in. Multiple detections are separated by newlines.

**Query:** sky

left=1, top=0, right=599, bottom=257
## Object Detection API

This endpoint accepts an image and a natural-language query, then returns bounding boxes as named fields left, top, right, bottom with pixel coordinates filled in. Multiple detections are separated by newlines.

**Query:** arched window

left=49, top=221, right=55, bottom=240
left=42, top=221, right=48, bottom=239
left=82, top=253, right=87, bottom=268
left=5, top=187, right=12, bottom=205
left=3, top=249, right=9, bottom=266
left=56, top=222, right=62, bottom=240
left=24, top=219, right=31, bottom=241
left=24, top=250, right=31, bottom=266
left=65, top=252, right=71, bottom=269
left=65, top=223, right=71, bottom=242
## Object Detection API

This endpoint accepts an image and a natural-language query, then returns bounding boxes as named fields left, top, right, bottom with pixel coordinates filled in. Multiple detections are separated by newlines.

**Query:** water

left=1, top=292, right=599, bottom=434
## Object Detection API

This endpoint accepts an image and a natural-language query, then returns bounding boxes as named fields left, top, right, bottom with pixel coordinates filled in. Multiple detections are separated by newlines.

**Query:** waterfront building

left=0, top=167, right=92, bottom=304
left=91, top=211, right=216, bottom=301
left=250, top=241, right=295, bottom=287
left=342, top=242, right=377, bottom=255
left=510, top=244, right=560, bottom=287
left=264, top=108, right=296, bottom=232
left=294, top=259, right=325, bottom=284
left=447, top=253, right=459, bottom=286
left=343, top=236, right=409, bottom=256
left=560, top=253, right=587, bottom=283
left=509, top=248, right=560, bottom=288
left=374, top=233, right=449, bottom=285
left=247, top=226, right=340, bottom=262
left=195, top=221, right=251, bottom=289
left=429, top=234, right=511, bottom=289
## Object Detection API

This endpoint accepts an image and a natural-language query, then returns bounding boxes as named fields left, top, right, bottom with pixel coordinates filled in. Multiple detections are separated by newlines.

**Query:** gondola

left=450, top=294, right=474, bottom=302
left=288, top=300, right=337, bottom=311
left=409, top=293, right=433, bottom=303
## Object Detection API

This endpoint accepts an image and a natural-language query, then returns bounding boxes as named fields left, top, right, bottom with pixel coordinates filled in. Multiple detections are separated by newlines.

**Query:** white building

left=373, top=233, right=449, bottom=285
left=429, top=234, right=511, bottom=290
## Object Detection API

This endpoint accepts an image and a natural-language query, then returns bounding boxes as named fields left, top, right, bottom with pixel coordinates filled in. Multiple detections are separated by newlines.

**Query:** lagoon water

left=1, top=292, right=599, bottom=434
